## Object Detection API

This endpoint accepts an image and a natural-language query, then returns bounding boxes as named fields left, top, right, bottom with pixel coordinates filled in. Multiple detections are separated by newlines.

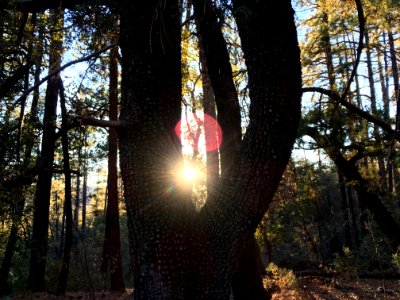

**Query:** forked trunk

left=118, top=1, right=301, bottom=298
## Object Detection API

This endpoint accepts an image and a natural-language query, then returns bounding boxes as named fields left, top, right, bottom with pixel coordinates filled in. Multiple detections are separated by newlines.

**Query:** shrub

left=331, top=247, right=358, bottom=281
left=263, top=262, right=298, bottom=290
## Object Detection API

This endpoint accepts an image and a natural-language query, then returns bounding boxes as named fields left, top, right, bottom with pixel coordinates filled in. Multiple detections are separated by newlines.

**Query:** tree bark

left=27, top=8, right=63, bottom=292
left=56, top=80, right=74, bottom=295
left=101, top=43, right=125, bottom=291
left=0, top=27, right=44, bottom=291
left=193, top=1, right=267, bottom=297
left=197, top=16, right=220, bottom=197
left=118, top=0, right=301, bottom=298
left=81, top=148, right=87, bottom=236
left=119, top=1, right=196, bottom=298
left=193, top=0, right=242, bottom=176
left=0, top=190, right=25, bottom=295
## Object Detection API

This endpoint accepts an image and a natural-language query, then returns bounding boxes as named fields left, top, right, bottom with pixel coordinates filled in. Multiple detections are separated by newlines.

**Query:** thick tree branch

left=12, top=43, right=117, bottom=107
left=54, top=115, right=122, bottom=142
left=78, top=115, right=121, bottom=128
left=302, top=87, right=398, bottom=139
left=304, top=125, right=400, bottom=249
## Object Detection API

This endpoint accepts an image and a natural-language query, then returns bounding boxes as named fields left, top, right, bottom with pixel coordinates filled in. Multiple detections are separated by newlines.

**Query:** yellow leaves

left=181, top=26, right=201, bottom=104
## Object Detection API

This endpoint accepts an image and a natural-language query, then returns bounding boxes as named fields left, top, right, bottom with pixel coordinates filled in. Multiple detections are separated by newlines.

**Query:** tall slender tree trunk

left=197, top=24, right=219, bottom=197
left=339, top=172, right=352, bottom=248
left=388, top=30, right=400, bottom=195
left=74, top=149, right=81, bottom=229
left=388, top=31, right=400, bottom=129
left=16, top=12, right=36, bottom=161
left=27, top=9, right=63, bottom=292
left=0, top=190, right=25, bottom=294
left=322, top=11, right=336, bottom=90
left=0, top=18, right=44, bottom=292
left=81, top=147, right=87, bottom=236
left=59, top=197, right=66, bottom=258
left=56, top=79, right=74, bottom=295
left=101, top=43, right=125, bottom=291
left=381, top=32, right=390, bottom=121
left=192, top=0, right=241, bottom=176
left=365, top=29, right=387, bottom=190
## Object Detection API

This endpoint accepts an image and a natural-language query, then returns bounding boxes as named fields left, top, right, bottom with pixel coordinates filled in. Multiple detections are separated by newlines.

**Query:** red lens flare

left=174, top=113, right=222, bottom=152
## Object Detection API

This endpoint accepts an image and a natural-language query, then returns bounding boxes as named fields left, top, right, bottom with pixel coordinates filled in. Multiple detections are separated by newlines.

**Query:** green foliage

left=258, top=161, right=343, bottom=269
left=331, top=247, right=358, bottom=281
left=392, top=247, right=400, bottom=273
left=263, top=263, right=298, bottom=290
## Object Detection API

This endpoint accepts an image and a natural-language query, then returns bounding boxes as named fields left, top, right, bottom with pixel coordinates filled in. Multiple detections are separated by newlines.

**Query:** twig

left=12, top=43, right=117, bottom=107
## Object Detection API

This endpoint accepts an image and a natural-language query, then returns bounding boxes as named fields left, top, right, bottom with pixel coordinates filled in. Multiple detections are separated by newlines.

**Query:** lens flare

left=182, top=166, right=197, bottom=181
left=174, top=112, right=222, bottom=152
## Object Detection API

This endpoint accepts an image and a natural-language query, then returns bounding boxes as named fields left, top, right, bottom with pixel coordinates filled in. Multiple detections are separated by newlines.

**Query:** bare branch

left=12, top=43, right=117, bottom=107
left=339, top=0, right=365, bottom=102
left=78, top=115, right=121, bottom=128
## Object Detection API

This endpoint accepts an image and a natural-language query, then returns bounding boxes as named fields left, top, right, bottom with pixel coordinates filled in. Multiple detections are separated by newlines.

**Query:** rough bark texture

left=193, top=2, right=267, bottom=297
left=197, top=14, right=219, bottom=198
left=27, top=9, right=63, bottom=291
left=101, top=44, right=125, bottom=291
left=193, top=0, right=242, bottom=176
left=81, top=154, right=87, bottom=235
left=56, top=80, right=73, bottom=295
left=119, top=1, right=196, bottom=298
left=118, top=0, right=301, bottom=298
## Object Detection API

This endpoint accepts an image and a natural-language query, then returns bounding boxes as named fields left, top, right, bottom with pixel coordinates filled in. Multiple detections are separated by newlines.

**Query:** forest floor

left=8, top=277, right=400, bottom=299
left=272, top=276, right=400, bottom=300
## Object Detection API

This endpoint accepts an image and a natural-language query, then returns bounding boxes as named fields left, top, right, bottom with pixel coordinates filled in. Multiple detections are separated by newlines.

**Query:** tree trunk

left=0, top=19, right=43, bottom=293
left=379, top=32, right=390, bottom=121
left=81, top=148, right=87, bottom=236
left=0, top=190, right=25, bottom=295
left=118, top=0, right=301, bottom=298
left=101, top=43, right=125, bottom=291
left=231, top=235, right=268, bottom=300
left=305, top=126, right=400, bottom=250
left=322, top=11, right=336, bottom=90
left=388, top=30, right=400, bottom=130
left=193, top=0, right=242, bottom=176
left=335, top=154, right=400, bottom=250
left=56, top=79, right=74, bottom=295
left=119, top=1, right=196, bottom=298
left=193, top=1, right=267, bottom=297
left=365, top=28, right=387, bottom=190
left=339, top=172, right=352, bottom=249
left=197, top=18, right=219, bottom=197
left=27, top=9, right=63, bottom=292
left=74, top=166, right=80, bottom=228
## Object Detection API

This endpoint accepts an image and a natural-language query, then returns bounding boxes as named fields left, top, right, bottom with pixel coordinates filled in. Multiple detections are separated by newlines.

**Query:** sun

left=181, top=166, right=197, bottom=182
